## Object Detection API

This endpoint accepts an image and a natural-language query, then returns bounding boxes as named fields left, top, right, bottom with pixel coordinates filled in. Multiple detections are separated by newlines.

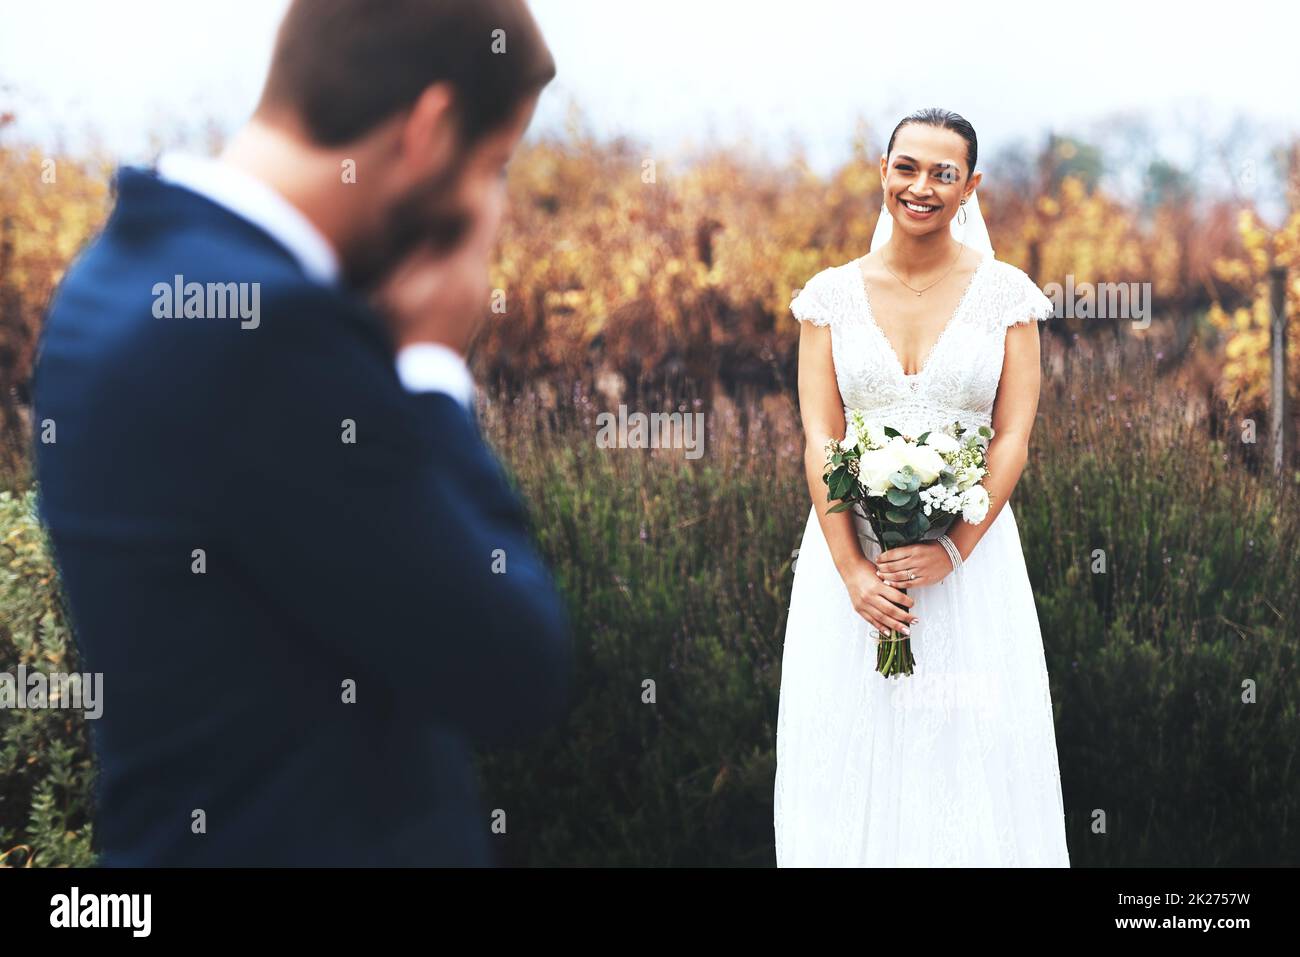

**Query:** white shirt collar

left=156, top=151, right=340, bottom=287
left=393, top=343, right=477, bottom=411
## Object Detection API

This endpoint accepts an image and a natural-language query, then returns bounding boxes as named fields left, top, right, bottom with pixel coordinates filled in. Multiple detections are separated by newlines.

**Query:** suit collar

left=155, top=151, right=340, bottom=288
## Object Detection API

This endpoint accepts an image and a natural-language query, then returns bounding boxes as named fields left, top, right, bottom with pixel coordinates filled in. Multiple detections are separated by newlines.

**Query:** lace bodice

left=791, top=255, right=1054, bottom=436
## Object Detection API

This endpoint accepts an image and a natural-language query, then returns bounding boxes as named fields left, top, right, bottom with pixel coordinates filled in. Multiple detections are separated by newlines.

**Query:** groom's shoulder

left=69, top=163, right=378, bottom=338
left=93, top=165, right=352, bottom=303
left=38, top=198, right=389, bottom=410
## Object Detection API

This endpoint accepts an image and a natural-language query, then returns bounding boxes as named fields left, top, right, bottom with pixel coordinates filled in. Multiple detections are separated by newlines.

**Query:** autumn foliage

left=2, top=117, right=1296, bottom=477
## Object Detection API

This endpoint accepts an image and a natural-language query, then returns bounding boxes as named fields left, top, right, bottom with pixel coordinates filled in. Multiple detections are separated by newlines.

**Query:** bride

left=774, top=108, right=1070, bottom=867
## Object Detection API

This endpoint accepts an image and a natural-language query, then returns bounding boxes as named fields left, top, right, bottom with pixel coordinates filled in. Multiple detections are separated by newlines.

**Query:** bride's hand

left=876, top=542, right=954, bottom=589
left=841, top=561, right=918, bottom=637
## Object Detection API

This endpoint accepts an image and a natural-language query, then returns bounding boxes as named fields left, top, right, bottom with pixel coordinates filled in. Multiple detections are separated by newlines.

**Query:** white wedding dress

left=773, top=252, right=1070, bottom=867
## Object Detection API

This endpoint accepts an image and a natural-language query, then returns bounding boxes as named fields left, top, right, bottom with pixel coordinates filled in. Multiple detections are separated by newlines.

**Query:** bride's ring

left=908, top=570, right=916, bottom=580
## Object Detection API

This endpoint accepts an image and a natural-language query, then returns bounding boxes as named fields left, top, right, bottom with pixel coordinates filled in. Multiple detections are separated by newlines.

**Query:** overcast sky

left=2, top=0, right=1297, bottom=189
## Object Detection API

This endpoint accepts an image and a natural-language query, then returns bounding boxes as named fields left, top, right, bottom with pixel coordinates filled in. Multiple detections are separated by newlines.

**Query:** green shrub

left=0, top=489, right=96, bottom=867
left=3, top=348, right=1297, bottom=866
left=477, top=353, right=1300, bottom=866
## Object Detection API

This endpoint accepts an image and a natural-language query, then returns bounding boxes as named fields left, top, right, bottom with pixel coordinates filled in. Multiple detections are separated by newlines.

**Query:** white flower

left=896, top=442, right=946, bottom=484
left=863, top=420, right=889, bottom=450
left=858, top=443, right=905, bottom=496
left=960, top=485, right=990, bottom=524
left=925, top=431, right=960, bottom=455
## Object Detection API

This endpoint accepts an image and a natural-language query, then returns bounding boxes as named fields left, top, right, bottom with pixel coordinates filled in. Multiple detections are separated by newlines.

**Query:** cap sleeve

left=790, top=271, right=833, bottom=327
left=1004, top=268, right=1055, bottom=328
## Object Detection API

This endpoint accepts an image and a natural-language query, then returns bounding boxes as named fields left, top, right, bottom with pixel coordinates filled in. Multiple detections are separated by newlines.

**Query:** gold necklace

left=882, top=245, right=964, bottom=297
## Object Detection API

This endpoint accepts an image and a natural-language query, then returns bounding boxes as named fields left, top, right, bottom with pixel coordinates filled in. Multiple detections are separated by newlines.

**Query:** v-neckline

left=852, top=252, right=992, bottom=385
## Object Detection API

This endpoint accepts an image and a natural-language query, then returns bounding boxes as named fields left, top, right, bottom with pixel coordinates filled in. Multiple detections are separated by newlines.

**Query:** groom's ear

left=397, top=82, right=461, bottom=180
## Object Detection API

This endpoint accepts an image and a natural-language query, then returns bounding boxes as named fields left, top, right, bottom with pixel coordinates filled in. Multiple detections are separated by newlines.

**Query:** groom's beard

left=343, top=155, right=473, bottom=293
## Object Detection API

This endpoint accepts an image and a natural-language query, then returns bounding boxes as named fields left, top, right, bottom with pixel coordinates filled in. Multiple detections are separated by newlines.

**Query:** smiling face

left=879, top=123, right=981, bottom=238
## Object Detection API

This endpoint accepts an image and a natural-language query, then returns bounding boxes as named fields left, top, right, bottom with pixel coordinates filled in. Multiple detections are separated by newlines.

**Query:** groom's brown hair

left=257, top=0, right=555, bottom=146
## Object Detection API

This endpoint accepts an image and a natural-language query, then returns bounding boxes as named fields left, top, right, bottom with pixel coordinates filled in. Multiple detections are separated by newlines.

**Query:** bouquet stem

left=860, top=510, right=918, bottom=678
left=874, top=585, right=916, bottom=678
left=826, top=420, right=991, bottom=680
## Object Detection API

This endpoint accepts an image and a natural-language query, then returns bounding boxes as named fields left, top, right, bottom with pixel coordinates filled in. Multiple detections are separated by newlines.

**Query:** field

left=2, top=118, right=1299, bottom=865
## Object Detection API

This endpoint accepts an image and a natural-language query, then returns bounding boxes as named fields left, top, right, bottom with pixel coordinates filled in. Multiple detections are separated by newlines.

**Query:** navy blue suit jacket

left=31, top=167, right=573, bottom=866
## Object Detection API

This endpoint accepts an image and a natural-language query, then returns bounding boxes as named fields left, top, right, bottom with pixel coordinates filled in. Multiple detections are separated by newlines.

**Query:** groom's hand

left=371, top=185, right=504, bottom=356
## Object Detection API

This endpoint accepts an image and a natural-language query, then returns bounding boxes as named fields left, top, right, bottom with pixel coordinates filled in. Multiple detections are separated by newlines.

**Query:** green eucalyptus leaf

left=886, top=488, right=913, bottom=506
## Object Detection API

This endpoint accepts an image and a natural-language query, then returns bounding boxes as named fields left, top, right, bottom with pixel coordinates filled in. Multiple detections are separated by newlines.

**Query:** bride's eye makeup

left=891, top=157, right=962, bottom=183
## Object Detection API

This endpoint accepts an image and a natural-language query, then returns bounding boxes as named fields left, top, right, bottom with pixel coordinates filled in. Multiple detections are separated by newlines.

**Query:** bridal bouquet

left=822, top=410, right=994, bottom=678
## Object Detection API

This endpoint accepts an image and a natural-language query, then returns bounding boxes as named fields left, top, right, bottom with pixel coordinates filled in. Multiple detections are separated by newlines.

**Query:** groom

left=31, top=0, right=571, bottom=866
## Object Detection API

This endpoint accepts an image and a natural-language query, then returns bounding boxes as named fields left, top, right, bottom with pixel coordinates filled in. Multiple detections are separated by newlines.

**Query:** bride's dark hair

left=886, top=108, right=978, bottom=177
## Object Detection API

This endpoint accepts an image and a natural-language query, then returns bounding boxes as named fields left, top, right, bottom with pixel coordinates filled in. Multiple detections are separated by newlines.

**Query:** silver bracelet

left=936, top=534, right=964, bottom=573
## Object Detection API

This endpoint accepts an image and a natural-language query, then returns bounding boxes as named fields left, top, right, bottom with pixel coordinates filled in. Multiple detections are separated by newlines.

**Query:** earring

left=958, top=200, right=967, bottom=226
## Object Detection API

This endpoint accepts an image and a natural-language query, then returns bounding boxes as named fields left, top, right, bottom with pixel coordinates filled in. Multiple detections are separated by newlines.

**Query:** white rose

left=895, top=442, right=946, bottom=484
left=960, top=485, right=990, bottom=524
left=925, top=431, right=960, bottom=455
left=858, top=443, right=906, bottom=496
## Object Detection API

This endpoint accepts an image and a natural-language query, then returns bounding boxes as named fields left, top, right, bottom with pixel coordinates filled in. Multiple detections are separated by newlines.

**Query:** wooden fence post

left=1269, top=264, right=1289, bottom=477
